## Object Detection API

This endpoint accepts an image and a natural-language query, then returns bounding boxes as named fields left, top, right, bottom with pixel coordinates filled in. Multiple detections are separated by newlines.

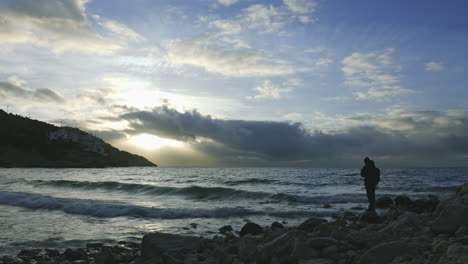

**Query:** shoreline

left=2, top=183, right=467, bottom=264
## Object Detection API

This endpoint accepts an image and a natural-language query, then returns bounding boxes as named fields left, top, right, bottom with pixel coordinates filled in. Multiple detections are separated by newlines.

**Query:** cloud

left=218, top=0, right=238, bottom=7
left=342, top=48, right=414, bottom=100
left=241, top=4, right=287, bottom=33
left=167, top=34, right=294, bottom=76
left=0, top=76, right=64, bottom=103
left=209, top=20, right=242, bottom=35
left=0, top=0, right=136, bottom=54
left=425, top=61, right=444, bottom=72
left=115, top=106, right=468, bottom=167
left=92, top=15, right=143, bottom=41
left=247, top=79, right=298, bottom=100
left=283, top=0, right=318, bottom=23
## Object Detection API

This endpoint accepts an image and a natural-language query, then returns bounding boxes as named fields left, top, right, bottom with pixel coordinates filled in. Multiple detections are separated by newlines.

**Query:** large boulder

left=457, top=183, right=468, bottom=196
left=381, top=212, right=425, bottom=236
left=298, top=217, right=327, bottom=232
left=359, top=241, right=419, bottom=264
left=394, top=196, right=412, bottom=209
left=140, top=232, right=203, bottom=262
left=358, top=210, right=383, bottom=224
left=376, top=197, right=394, bottom=208
left=240, top=222, right=263, bottom=237
left=431, top=203, right=468, bottom=234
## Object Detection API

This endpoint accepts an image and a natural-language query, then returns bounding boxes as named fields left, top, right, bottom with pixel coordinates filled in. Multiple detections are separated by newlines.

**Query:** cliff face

left=0, top=110, right=156, bottom=168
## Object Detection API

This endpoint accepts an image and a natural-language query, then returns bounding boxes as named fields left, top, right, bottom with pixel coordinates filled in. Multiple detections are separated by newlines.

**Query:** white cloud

left=283, top=112, right=302, bottom=120
left=247, top=79, right=298, bottom=100
left=0, top=0, right=135, bottom=54
left=284, top=0, right=318, bottom=23
left=342, top=48, right=414, bottom=100
left=92, top=15, right=143, bottom=41
left=209, top=19, right=242, bottom=35
left=425, top=61, right=444, bottom=72
left=241, top=4, right=286, bottom=33
left=167, top=34, right=294, bottom=77
left=218, top=0, right=238, bottom=7
left=0, top=76, right=65, bottom=103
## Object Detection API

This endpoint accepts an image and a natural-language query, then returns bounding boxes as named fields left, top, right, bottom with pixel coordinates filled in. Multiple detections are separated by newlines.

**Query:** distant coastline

left=0, top=110, right=156, bottom=168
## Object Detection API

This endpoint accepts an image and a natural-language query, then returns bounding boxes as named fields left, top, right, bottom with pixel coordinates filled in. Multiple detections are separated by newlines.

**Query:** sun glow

left=130, top=134, right=184, bottom=149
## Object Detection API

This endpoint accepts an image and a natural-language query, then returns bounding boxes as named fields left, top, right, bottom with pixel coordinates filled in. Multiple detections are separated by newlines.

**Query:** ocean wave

left=30, top=179, right=366, bottom=204
left=223, top=178, right=278, bottom=185
left=0, top=190, right=319, bottom=219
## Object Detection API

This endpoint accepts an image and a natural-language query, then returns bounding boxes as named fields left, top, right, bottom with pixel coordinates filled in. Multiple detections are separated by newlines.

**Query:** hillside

left=0, top=110, right=156, bottom=168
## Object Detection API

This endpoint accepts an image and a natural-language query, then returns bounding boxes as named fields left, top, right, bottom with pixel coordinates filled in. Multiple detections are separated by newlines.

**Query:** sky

left=1, top=0, right=468, bottom=167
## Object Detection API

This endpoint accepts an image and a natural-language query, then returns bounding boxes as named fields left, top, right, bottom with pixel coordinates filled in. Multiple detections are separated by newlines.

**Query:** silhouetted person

left=361, top=157, right=380, bottom=211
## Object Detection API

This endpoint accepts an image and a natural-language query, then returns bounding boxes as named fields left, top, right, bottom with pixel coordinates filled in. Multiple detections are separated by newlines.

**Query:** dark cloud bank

left=102, top=106, right=468, bottom=167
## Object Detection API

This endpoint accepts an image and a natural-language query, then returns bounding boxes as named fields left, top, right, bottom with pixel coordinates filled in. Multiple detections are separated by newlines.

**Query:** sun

left=130, top=134, right=184, bottom=149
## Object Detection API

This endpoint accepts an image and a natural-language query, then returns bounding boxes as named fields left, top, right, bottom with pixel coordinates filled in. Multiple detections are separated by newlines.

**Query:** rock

left=95, top=246, right=114, bottom=264
left=64, top=248, right=85, bottom=261
left=239, top=222, right=263, bottom=237
left=307, top=237, right=338, bottom=250
left=431, top=203, right=468, bottom=234
left=360, top=241, right=419, bottom=264
left=446, top=243, right=468, bottom=263
left=140, top=232, right=203, bottom=262
left=258, top=230, right=306, bottom=263
left=270, top=221, right=284, bottom=230
left=381, top=212, right=425, bottom=236
left=322, top=245, right=339, bottom=258
left=394, top=196, right=412, bottom=209
left=219, top=225, right=233, bottom=233
left=2, top=256, right=24, bottom=264
left=238, top=234, right=257, bottom=261
left=409, top=198, right=437, bottom=214
left=298, top=217, right=327, bottom=232
left=358, top=210, right=383, bottom=224
left=291, top=239, right=319, bottom=259
left=343, top=211, right=357, bottom=222
left=346, top=229, right=391, bottom=250
left=457, top=183, right=468, bottom=196
left=376, top=197, right=394, bottom=208
left=298, top=259, right=335, bottom=264
left=323, top=204, right=332, bottom=208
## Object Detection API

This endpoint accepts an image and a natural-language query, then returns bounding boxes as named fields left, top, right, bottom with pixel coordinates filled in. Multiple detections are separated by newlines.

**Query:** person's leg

left=365, top=184, right=376, bottom=211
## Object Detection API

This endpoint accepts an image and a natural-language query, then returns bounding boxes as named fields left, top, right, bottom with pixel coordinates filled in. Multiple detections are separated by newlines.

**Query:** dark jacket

left=361, top=165, right=380, bottom=185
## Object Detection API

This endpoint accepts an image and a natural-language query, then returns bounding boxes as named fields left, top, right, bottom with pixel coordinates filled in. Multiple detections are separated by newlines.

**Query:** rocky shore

left=2, top=183, right=467, bottom=264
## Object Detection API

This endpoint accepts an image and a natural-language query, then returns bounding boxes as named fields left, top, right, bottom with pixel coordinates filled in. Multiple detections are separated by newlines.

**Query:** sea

left=1, top=167, right=467, bottom=255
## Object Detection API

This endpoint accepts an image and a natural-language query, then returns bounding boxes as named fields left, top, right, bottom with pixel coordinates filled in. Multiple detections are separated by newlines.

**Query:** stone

left=323, top=204, right=332, bottom=208
left=140, top=232, right=203, bottom=261
left=291, top=239, right=319, bottom=259
left=376, top=197, right=394, bottom=208
left=298, top=217, right=327, bottom=232
left=360, top=241, right=418, bottom=264
left=394, top=196, right=412, bottom=209
left=219, top=225, right=233, bottom=233
left=343, top=211, right=357, bottom=221
left=431, top=203, right=468, bottom=234
left=322, top=245, right=339, bottom=258
left=358, top=210, right=383, bottom=224
left=298, top=259, right=335, bottom=264
left=457, top=183, right=468, bottom=196
left=63, top=248, right=85, bottom=261
left=239, top=222, right=263, bottom=237
left=381, top=212, right=424, bottom=236
left=238, top=234, right=257, bottom=261
left=2, top=256, right=24, bottom=264
left=307, top=237, right=338, bottom=250
left=446, top=243, right=468, bottom=263
left=270, top=221, right=284, bottom=230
